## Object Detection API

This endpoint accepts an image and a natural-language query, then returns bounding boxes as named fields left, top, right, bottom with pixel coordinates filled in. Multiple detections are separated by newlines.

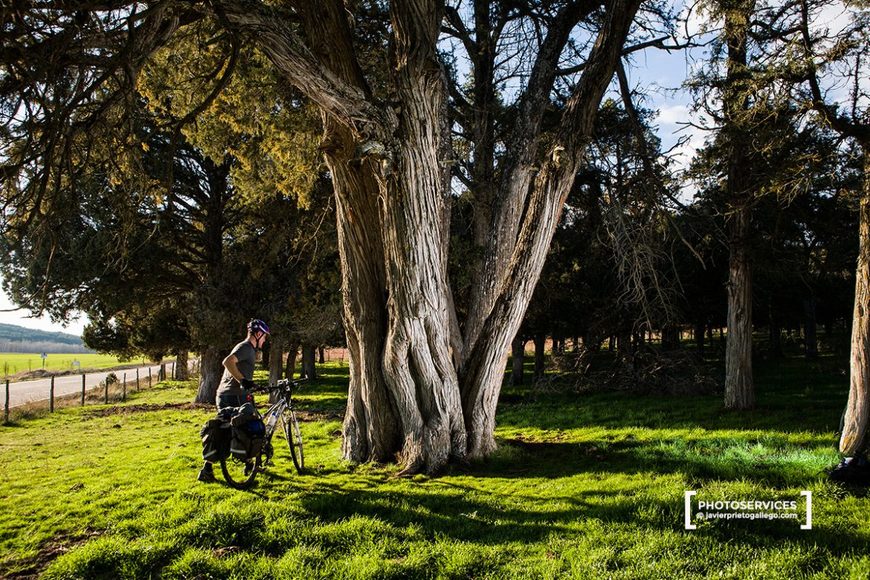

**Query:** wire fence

left=2, top=361, right=193, bottom=424
left=1, top=348, right=346, bottom=425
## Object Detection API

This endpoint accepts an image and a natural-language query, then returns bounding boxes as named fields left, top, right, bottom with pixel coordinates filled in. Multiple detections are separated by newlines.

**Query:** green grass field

left=0, top=352, right=146, bottom=377
left=0, top=357, right=868, bottom=579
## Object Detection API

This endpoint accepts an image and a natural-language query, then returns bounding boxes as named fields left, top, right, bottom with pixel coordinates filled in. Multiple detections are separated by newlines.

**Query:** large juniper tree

left=1, top=0, right=651, bottom=472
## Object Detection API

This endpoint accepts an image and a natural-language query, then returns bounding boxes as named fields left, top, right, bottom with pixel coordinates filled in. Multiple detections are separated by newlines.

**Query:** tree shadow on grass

left=496, top=390, right=845, bottom=435
left=465, top=437, right=832, bottom=488
left=294, top=475, right=868, bottom=560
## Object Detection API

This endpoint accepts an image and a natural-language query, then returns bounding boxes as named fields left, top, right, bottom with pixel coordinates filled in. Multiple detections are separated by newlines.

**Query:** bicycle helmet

left=247, top=319, right=271, bottom=336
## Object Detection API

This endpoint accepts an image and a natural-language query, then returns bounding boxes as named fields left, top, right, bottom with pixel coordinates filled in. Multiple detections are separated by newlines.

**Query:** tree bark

left=373, top=0, right=467, bottom=473
left=285, top=0, right=402, bottom=466
left=725, top=204, right=754, bottom=409
left=840, top=156, right=870, bottom=456
left=175, top=350, right=189, bottom=381
left=269, top=337, right=284, bottom=385
left=301, top=344, right=317, bottom=380
left=285, top=342, right=298, bottom=380
left=723, top=1, right=755, bottom=410
left=194, top=346, right=224, bottom=404
left=462, top=0, right=601, bottom=356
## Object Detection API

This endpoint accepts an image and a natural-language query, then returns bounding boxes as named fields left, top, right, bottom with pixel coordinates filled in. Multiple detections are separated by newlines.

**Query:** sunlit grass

left=0, top=357, right=867, bottom=579
left=0, top=352, right=150, bottom=377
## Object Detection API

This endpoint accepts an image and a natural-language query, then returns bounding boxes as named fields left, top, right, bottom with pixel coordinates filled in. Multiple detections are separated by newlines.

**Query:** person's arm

left=222, top=354, right=244, bottom=382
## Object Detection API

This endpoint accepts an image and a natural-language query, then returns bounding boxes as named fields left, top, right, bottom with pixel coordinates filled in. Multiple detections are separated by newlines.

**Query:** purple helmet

left=247, top=319, right=271, bottom=335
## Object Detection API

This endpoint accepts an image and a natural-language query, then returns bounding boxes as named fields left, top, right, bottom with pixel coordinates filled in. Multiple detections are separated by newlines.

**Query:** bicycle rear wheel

left=220, top=454, right=260, bottom=489
left=282, top=409, right=304, bottom=473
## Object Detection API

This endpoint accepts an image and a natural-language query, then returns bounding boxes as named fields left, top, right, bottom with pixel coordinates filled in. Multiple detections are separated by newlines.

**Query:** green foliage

left=1, top=358, right=868, bottom=578
left=138, top=22, right=323, bottom=207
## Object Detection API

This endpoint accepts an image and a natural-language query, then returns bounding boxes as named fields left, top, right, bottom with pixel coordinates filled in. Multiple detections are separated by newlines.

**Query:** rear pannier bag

left=200, top=418, right=231, bottom=461
left=230, top=418, right=266, bottom=461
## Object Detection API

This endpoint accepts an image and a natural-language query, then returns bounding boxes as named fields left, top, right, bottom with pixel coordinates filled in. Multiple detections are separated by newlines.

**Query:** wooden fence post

left=171, top=362, right=175, bottom=380
left=104, top=377, right=109, bottom=404
left=136, top=369, right=140, bottom=391
left=148, top=368, right=152, bottom=388
left=81, top=374, right=86, bottom=406
left=122, top=372, right=126, bottom=402
left=49, top=376, right=55, bottom=413
left=4, top=380, right=8, bottom=424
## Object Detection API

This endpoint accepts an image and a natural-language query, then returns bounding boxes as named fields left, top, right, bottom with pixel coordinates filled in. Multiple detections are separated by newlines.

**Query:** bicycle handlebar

left=269, top=377, right=309, bottom=390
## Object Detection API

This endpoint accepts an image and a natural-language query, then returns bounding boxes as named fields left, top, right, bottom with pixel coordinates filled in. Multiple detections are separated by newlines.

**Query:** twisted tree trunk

left=220, top=0, right=641, bottom=472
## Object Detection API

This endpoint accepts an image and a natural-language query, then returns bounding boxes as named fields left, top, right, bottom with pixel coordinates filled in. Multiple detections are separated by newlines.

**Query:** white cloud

left=657, top=104, right=691, bottom=127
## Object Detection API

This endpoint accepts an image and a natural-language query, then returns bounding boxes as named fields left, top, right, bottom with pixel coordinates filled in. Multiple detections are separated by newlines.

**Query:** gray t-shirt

left=216, top=340, right=256, bottom=398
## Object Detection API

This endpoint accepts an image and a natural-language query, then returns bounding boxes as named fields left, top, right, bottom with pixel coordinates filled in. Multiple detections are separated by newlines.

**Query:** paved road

left=4, top=363, right=172, bottom=408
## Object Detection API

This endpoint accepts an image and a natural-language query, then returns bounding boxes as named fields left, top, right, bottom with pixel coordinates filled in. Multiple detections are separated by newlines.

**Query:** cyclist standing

left=198, top=318, right=270, bottom=483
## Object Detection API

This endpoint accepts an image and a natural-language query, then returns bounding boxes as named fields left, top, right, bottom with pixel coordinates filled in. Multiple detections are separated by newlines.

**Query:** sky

left=0, top=277, right=87, bottom=336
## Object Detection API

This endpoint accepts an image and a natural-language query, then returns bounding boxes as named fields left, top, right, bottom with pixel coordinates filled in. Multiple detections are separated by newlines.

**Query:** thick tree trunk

left=840, top=160, right=870, bottom=456
left=375, top=1, right=467, bottom=473
left=511, top=336, right=525, bottom=386
left=301, top=344, right=317, bottom=380
left=302, top=2, right=403, bottom=467
left=175, top=350, right=189, bottom=381
left=194, top=346, right=224, bottom=404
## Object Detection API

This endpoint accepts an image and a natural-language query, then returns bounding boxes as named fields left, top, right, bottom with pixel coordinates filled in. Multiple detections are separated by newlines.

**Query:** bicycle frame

left=259, top=378, right=306, bottom=469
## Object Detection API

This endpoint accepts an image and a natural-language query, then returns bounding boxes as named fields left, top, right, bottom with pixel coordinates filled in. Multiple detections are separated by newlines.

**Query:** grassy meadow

left=0, top=355, right=868, bottom=579
left=1, top=352, right=144, bottom=378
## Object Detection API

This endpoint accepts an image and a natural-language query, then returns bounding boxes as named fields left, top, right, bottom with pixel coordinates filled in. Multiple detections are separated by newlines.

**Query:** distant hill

left=0, top=323, right=90, bottom=353
left=0, top=323, right=83, bottom=344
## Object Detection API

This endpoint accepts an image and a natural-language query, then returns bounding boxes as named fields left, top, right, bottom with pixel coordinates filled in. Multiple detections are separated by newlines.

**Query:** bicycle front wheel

left=282, top=409, right=304, bottom=473
left=220, top=454, right=260, bottom=490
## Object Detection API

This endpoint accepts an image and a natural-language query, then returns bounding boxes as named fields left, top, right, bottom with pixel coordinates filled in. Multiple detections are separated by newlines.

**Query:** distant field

left=0, top=352, right=147, bottom=377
